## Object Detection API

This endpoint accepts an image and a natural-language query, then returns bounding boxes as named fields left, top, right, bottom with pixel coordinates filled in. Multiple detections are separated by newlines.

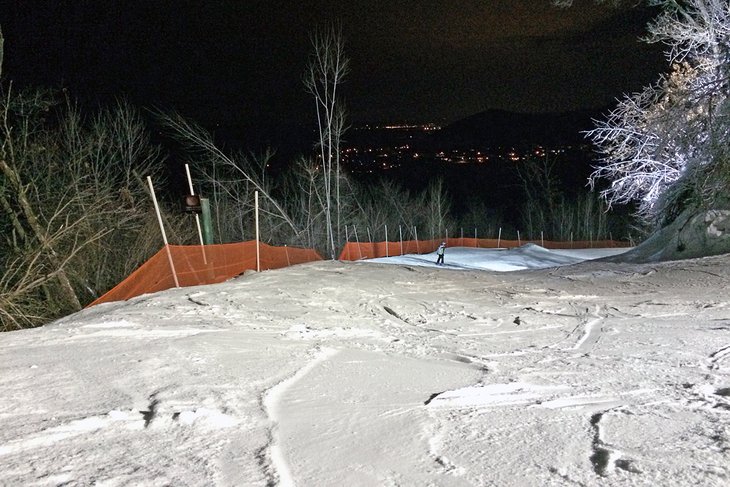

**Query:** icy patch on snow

left=0, top=410, right=145, bottom=457
left=427, top=382, right=571, bottom=408
left=69, top=328, right=219, bottom=339
left=81, top=320, right=137, bottom=329
left=283, top=324, right=383, bottom=340
left=175, top=407, right=239, bottom=428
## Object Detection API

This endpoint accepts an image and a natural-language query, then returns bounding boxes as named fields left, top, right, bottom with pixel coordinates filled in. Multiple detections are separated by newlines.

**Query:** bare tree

left=304, top=22, right=349, bottom=259
left=157, top=112, right=301, bottom=242
left=0, top=83, right=171, bottom=329
left=0, top=24, right=4, bottom=79
left=1, top=88, right=84, bottom=311
left=423, top=179, right=451, bottom=240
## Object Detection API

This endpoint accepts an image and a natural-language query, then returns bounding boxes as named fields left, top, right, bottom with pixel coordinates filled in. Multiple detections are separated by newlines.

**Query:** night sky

left=1, top=1, right=667, bottom=133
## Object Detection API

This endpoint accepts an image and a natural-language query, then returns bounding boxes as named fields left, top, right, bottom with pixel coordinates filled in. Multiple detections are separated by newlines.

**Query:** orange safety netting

left=90, top=241, right=322, bottom=306
left=338, top=237, right=630, bottom=260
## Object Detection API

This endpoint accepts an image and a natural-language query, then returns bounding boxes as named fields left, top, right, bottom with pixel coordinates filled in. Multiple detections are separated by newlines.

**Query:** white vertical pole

left=460, top=227, right=464, bottom=246
left=474, top=227, right=477, bottom=247
left=399, top=225, right=403, bottom=256
left=518, top=230, right=521, bottom=247
left=385, top=224, right=389, bottom=258
left=284, top=244, right=290, bottom=266
left=414, top=226, right=420, bottom=254
left=497, top=227, right=502, bottom=249
left=185, top=164, right=207, bottom=264
left=541, top=230, right=544, bottom=248
left=147, top=176, right=179, bottom=288
left=255, top=190, right=261, bottom=272
left=367, top=227, right=372, bottom=244
left=354, top=225, right=363, bottom=260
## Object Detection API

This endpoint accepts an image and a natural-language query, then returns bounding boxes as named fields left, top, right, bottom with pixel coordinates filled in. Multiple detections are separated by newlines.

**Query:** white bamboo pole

left=518, top=230, right=521, bottom=247
left=255, top=190, right=261, bottom=272
left=497, top=227, right=502, bottom=249
left=147, top=176, right=179, bottom=288
left=541, top=230, right=544, bottom=248
left=414, top=226, right=420, bottom=254
left=354, top=225, right=363, bottom=260
left=284, top=244, right=290, bottom=266
left=399, top=225, right=403, bottom=256
left=385, top=224, right=389, bottom=258
left=185, top=164, right=208, bottom=264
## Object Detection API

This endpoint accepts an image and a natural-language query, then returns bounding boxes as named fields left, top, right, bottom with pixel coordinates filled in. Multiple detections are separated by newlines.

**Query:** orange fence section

left=90, top=241, right=322, bottom=306
left=92, top=237, right=629, bottom=306
left=338, top=237, right=630, bottom=260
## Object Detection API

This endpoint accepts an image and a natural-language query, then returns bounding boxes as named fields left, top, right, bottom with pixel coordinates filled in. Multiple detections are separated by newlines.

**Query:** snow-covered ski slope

left=1, top=245, right=729, bottom=486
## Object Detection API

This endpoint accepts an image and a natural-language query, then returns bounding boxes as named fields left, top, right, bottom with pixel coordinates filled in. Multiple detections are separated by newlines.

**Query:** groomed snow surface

left=1, top=244, right=729, bottom=486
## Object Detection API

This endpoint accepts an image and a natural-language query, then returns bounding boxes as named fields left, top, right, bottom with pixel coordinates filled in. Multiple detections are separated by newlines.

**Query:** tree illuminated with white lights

left=561, top=0, right=730, bottom=226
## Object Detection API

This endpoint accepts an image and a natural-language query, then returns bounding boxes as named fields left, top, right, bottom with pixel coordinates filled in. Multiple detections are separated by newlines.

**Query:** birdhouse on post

left=183, top=194, right=201, bottom=213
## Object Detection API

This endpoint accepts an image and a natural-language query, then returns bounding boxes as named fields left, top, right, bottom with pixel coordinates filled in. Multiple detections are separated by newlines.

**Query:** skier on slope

left=436, top=241, right=446, bottom=265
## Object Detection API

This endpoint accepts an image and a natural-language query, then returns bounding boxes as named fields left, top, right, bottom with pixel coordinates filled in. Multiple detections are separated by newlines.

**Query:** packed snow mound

left=368, top=243, right=629, bottom=272
left=607, top=208, right=730, bottom=263
left=2, top=253, right=729, bottom=486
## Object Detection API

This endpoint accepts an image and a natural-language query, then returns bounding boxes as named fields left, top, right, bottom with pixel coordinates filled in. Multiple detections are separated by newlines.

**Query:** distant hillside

left=429, top=108, right=606, bottom=149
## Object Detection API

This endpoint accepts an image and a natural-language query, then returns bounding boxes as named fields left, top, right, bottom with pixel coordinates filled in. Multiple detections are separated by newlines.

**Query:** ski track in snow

left=261, top=347, right=340, bottom=486
left=710, top=344, right=730, bottom=370
left=572, top=305, right=604, bottom=353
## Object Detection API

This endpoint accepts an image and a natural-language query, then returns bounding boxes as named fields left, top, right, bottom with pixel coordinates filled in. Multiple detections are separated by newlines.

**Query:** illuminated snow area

left=1, top=245, right=729, bottom=486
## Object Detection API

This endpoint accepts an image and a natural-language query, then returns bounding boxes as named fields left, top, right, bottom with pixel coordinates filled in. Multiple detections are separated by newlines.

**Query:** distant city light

left=338, top=122, right=589, bottom=172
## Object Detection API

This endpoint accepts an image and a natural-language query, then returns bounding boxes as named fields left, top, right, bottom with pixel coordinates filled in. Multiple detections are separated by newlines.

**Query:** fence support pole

left=414, top=226, right=420, bottom=254
left=354, top=225, right=363, bottom=260
left=147, top=176, right=179, bottom=288
left=255, top=190, right=261, bottom=272
left=497, top=227, right=502, bottom=249
left=518, top=230, right=521, bottom=247
left=541, top=231, right=544, bottom=248
left=385, top=224, right=389, bottom=257
left=475, top=227, right=477, bottom=247
left=343, top=225, right=349, bottom=260
left=399, top=225, right=403, bottom=256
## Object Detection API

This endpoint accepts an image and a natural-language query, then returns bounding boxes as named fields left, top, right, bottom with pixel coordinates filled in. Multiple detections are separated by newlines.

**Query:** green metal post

left=200, top=197, right=214, bottom=244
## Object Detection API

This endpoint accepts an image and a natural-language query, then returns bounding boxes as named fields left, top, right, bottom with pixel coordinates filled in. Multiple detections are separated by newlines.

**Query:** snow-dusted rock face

left=609, top=208, right=730, bottom=263
left=706, top=210, right=730, bottom=237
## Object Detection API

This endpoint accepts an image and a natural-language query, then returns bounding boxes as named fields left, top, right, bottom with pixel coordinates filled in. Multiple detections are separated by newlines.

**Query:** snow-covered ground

left=1, top=245, right=729, bottom=486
